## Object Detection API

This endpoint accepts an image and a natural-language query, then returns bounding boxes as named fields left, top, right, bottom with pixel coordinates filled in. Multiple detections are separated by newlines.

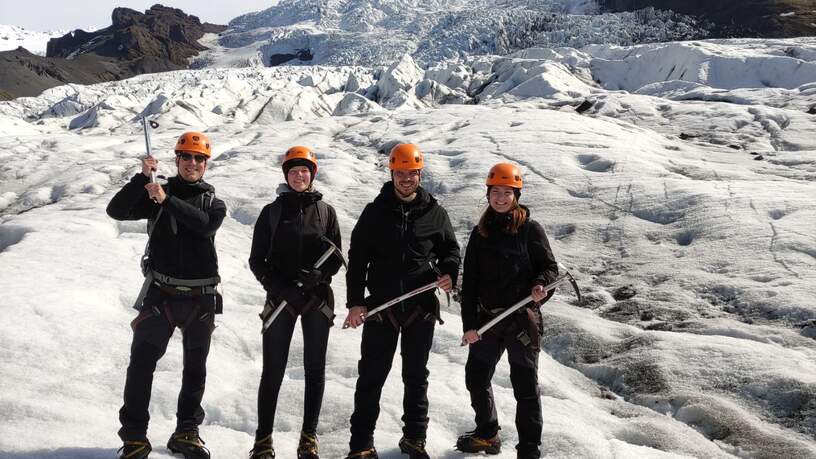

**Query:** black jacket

left=248, top=187, right=342, bottom=296
left=106, top=173, right=226, bottom=279
left=460, top=208, right=558, bottom=332
left=346, top=182, right=461, bottom=313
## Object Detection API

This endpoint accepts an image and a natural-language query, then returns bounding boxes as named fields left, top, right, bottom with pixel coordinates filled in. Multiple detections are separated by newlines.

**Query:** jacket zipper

left=297, top=198, right=305, bottom=271
left=400, top=203, right=408, bottom=312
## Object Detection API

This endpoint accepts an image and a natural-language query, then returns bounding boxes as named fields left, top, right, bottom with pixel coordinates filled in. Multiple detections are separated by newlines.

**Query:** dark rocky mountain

left=599, top=0, right=816, bottom=38
left=0, top=4, right=225, bottom=99
left=47, top=5, right=224, bottom=66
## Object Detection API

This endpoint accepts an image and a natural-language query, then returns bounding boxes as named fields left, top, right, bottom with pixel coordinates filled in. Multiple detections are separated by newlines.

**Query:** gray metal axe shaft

left=141, top=116, right=156, bottom=183
left=343, top=280, right=439, bottom=329
left=463, top=271, right=580, bottom=345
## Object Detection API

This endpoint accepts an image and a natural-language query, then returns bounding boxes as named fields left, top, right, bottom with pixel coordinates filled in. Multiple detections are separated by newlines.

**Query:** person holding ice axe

left=455, top=163, right=572, bottom=459
left=248, top=146, right=344, bottom=459
left=108, top=128, right=225, bottom=459
left=343, top=143, right=461, bottom=459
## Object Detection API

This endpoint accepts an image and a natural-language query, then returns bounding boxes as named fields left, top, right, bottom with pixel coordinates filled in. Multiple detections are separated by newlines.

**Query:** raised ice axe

left=141, top=116, right=160, bottom=183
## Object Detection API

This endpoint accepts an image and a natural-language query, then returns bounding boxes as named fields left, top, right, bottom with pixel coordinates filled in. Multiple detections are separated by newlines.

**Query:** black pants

left=118, top=291, right=215, bottom=441
left=256, top=306, right=331, bottom=440
left=349, top=317, right=435, bottom=451
left=466, top=333, right=542, bottom=459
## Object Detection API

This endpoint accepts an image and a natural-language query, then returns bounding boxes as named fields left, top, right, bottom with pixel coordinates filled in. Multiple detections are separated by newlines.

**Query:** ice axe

left=461, top=267, right=580, bottom=346
left=140, top=116, right=160, bottom=182
left=319, top=235, right=347, bottom=270
left=261, top=239, right=345, bottom=332
left=342, top=261, right=447, bottom=329
left=343, top=279, right=440, bottom=329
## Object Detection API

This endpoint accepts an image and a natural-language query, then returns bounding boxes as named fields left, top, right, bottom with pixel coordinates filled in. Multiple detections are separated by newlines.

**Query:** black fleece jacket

left=346, top=182, right=461, bottom=312
left=460, top=208, right=558, bottom=332
left=106, top=173, right=226, bottom=279
left=248, top=188, right=342, bottom=296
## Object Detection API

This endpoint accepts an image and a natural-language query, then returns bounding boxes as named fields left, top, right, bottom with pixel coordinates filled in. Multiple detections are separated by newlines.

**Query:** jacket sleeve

left=318, top=204, right=343, bottom=278
left=106, top=173, right=155, bottom=221
left=161, top=194, right=226, bottom=238
left=528, top=220, right=558, bottom=286
left=346, top=203, right=374, bottom=308
left=248, top=204, right=286, bottom=295
left=460, top=227, right=480, bottom=332
left=434, top=207, right=461, bottom=286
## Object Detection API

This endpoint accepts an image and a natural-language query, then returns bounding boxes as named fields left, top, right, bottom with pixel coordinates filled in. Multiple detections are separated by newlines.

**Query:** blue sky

left=0, top=1, right=276, bottom=31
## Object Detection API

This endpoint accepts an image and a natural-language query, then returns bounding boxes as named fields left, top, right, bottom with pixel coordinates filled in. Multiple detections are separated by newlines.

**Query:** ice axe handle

left=342, top=280, right=439, bottom=329
left=261, top=299, right=288, bottom=331
left=460, top=273, right=577, bottom=347
left=141, top=116, right=158, bottom=184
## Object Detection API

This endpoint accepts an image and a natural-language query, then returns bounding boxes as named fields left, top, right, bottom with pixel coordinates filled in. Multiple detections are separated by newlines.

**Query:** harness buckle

left=516, top=330, right=531, bottom=346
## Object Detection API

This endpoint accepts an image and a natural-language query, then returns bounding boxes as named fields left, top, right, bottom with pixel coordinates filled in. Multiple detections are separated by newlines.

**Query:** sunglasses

left=177, top=152, right=207, bottom=164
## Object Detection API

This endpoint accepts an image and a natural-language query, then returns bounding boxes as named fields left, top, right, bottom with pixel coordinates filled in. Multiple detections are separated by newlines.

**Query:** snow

left=0, top=25, right=95, bottom=55
left=1, top=26, right=816, bottom=459
left=0, top=24, right=64, bottom=55
left=587, top=38, right=816, bottom=92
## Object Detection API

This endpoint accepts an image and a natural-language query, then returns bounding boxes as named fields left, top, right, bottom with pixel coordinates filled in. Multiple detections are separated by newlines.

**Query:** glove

left=281, top=284, right=322, bottom=313
left=259, top=275, right=277, bottom=294
left=281, top=285, right=308, bottom=309
left=298, top=268, right=324, bottom=290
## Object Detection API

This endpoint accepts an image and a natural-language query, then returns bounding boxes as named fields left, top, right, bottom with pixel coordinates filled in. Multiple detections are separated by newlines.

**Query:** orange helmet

left=388, top=143, right=424, bottom=170
left=282, top=145, right=318, bottom=175
left=175, top=131, right=212, bottom=157
left=486, top=163, right=523, bottom=189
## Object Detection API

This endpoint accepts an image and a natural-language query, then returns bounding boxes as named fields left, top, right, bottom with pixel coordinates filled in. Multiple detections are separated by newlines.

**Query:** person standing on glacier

left=456, top=163, right=558, bottom=459
left=107, top=132, right=225, bottom=459
left=248, top=146, right=343, bottom=459
left=343, top=143, right=461, bottom=459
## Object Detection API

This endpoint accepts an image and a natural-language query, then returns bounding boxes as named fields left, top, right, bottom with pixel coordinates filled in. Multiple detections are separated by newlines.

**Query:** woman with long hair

left=456, top=163, right=558, bottom=459
left=248, top=146, right=343, bottom=459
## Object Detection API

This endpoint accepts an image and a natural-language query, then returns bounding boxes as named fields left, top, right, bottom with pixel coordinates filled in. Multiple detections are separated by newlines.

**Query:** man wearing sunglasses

left=107, top=131, right=226, bottom=459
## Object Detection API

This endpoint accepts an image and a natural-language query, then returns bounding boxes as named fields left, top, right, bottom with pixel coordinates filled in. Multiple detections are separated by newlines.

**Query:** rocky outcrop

left=0, top=4, right=225, bottom=99
left=47, top=4, right=224, bottom=67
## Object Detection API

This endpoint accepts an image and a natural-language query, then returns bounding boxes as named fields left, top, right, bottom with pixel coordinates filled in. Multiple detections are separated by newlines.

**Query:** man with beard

left=343, top=143, right=461, bottom=459
left=107, top=132, right=226, bottom=459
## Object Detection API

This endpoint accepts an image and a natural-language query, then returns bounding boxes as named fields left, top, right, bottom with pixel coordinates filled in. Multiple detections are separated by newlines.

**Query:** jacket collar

left=374, top=181, right=434, bottom=210
left=168, top=175, right=214, bottom=198
left=275, top=182, right=323, bottom=202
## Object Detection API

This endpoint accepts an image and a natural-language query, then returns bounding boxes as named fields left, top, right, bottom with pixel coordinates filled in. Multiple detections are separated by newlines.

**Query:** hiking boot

left=455, top=431, right=501, bottom=455
left=345, top=446, right=378, bottom=458
left=398, top=437, right=429, bottom=459
left=297, top=431, right=319, bottom=459
left=250, top=434, right=275, bottom=459
left=167, top=431, right=210, bottom=459
left=118, top=440, right=151, bottom=459
left=517, top=447, right=542, bottom=459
